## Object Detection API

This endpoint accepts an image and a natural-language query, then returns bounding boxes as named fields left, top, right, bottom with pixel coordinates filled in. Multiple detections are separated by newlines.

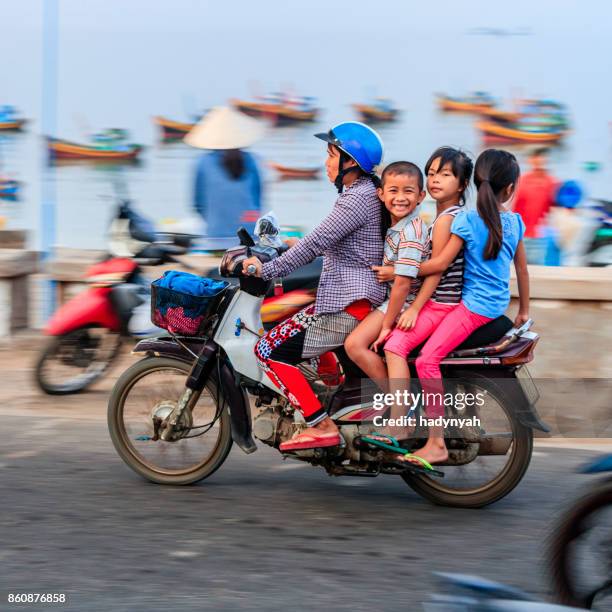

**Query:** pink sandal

left=279, top=430, right=343, bottom=452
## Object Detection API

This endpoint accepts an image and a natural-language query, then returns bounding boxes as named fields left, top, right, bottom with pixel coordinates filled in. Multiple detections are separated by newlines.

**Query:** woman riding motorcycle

left=242, top=122, right=386, bottom=452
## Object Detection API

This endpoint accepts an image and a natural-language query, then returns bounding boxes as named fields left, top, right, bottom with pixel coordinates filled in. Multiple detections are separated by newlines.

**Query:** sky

left=4, top=1, right=607, bottom=33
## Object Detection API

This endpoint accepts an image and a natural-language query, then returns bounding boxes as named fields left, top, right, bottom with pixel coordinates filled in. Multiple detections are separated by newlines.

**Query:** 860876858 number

left=8, top=593, right=67, bottom=604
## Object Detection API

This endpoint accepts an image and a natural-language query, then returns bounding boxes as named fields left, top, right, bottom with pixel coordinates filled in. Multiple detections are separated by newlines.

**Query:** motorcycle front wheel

left=35, top=325, right=122, bottom=395
left=548, top=481, right=612, bottom=609
left=108, top=356, right=233, bottom=485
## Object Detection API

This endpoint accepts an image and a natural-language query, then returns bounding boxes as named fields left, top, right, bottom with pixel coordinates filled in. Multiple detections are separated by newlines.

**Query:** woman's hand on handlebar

left=284, top=237, right=299, bottom=248
left=242, top=256, right=263, bottom=277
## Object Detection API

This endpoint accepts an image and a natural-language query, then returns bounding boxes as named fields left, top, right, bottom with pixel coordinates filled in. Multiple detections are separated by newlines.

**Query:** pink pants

left=385, top=301, right=492, bottom=417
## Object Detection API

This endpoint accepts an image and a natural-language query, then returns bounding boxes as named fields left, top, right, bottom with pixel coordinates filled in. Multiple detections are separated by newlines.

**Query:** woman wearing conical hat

left=185, top=107, right=265, bottom=250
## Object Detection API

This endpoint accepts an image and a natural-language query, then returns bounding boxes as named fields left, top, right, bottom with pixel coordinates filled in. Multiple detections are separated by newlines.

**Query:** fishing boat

left=517, top=99, right=570, bottom=131
left=481, top=99, right=569, bottom=127
left=0, top=106, right=27, bottom=131
left=477, top=95, right=570, bottom=143
left=269, top=162, right=320, bottom=179
left=437, top=92, right=496, bottom=113
left=476, top=120, right=565, bottom=143
left=479, top=107, right=521, bottom=122
left=231, top=94, right=318, bottom=124
left=47, top=129, right=143, bottom=160
left=153, top=116, right=196, bottom=140
left=0, top=179, right=20, bottom=199
left=352, top=98, right=399, bottom=122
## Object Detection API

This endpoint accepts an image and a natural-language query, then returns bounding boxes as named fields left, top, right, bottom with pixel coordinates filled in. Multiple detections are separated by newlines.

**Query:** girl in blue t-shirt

left=387, top=149, right=530, bottom=466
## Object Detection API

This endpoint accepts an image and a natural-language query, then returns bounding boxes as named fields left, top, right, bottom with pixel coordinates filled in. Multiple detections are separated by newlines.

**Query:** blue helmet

left=315, top=121, right=384, bottom=191
left=556, top=180, right=583, bottom=209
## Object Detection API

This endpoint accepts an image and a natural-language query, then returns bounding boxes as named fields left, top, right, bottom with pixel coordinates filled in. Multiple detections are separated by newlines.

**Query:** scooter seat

left=334, top=315, right=517, bottom=387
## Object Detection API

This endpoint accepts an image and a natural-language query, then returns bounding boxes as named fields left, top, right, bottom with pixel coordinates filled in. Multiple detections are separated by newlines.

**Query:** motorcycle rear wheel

left=34, top=325, right=122, bottom=395
left=108, top=356, right=233, bottom=485
left=402, top=374, right=533, bottom=508
left=548, top=481, right=612, bottom=608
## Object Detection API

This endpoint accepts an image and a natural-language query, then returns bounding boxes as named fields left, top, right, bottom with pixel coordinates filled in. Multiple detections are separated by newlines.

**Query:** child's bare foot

left=400, top=439, right=448, bottom=466
left=369, top=426, right=413, bottom=445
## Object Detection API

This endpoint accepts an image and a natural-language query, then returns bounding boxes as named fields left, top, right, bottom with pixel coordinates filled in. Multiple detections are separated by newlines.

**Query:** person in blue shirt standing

left=185, top=106, right=264, bottom=250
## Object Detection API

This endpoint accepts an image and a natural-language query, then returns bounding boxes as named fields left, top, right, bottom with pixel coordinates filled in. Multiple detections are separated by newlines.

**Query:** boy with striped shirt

left=345, top=162, right=427, bottom=379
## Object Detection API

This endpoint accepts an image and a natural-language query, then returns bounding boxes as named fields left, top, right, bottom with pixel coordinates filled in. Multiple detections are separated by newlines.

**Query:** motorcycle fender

left=219, top=363, right=257, bottom=455
left=132, top=336, right=257, bottom=454
left=505, top=374, right=551, bottom=433
left=44, top=287, right=121, bottom=335
left=132, top=336, right=207, bottom=361
left=454, top=368, right=551, bottom=433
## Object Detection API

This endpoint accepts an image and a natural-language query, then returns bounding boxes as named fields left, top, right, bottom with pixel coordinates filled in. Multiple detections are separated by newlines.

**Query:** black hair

left=531, top=147, right=550, bottom=158
left=380, top=161, right=424, bottom=191
left=424, top=146, right=474, bottom=204
left=222, top=149, right=245, bottom=179
left=474, top=149, right=521, bottom=260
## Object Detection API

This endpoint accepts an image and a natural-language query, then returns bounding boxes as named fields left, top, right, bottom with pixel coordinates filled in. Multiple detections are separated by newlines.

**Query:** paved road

left=0, top=405, right=603, bottom=612
left=0, top=346, right=607, bottom=611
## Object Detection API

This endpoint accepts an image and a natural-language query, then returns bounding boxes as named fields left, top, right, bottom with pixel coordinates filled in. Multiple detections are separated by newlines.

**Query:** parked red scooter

left=35, top=202, right=319, bottom=395
left=35, top=200, right=195, bottom=394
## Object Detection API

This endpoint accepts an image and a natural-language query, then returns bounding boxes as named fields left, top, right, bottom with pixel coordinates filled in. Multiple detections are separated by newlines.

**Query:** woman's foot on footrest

left=279, top=430, right=343, bottom=452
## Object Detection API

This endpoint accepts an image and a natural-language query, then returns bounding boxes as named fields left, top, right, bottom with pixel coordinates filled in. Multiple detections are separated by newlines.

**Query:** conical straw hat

left=184, top=106, right=265, bottom=150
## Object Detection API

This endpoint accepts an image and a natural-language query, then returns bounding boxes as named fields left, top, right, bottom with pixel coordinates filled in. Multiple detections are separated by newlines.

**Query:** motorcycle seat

left=336, top=315, right=515, bottom=378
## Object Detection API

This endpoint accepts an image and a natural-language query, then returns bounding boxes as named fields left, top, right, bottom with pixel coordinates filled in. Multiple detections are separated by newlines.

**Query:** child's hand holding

left=371, top=265, right=395, bottom=283
left=514, top=311, right=530, bottom=327
left=396, top=306, right=420, bottom=330
left=370, top=327, right=393, bottom=353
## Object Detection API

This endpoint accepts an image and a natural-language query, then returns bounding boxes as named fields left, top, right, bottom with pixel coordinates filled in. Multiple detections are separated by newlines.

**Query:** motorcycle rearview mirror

left=237, top=227, right=255, bottom=248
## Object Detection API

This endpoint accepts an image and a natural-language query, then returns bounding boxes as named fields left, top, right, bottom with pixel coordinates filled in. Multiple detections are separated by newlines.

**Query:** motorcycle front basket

left=151, top=274, right=229, bottom=336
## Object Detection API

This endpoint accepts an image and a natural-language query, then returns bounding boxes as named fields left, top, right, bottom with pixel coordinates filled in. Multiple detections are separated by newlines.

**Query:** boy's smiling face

left=377, top=173, right=425, bottom=222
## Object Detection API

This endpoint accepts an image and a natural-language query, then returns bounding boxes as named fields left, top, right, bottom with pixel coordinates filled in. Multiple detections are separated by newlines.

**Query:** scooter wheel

left=34, top=326, right=122, bottom=395
left=107, top=356, right=233, bottom=485
left=548, top=481, right=612, bottom=608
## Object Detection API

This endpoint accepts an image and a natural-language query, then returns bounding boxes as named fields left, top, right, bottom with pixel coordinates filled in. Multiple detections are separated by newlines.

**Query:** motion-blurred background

left=1, top=0, right=611, bottom=260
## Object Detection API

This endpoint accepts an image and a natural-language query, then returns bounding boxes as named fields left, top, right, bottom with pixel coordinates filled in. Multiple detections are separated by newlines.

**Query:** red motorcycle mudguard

left=44, top=287, right=122, bottom=336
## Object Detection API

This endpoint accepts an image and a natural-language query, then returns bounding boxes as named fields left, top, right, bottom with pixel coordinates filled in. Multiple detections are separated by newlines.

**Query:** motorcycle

left=424, top=572, right=581, bottom=610
left=107, top=223, right=548, bottom=508
left=548, top=453, right=612, bottom=608
left=35, top=203, right=318, bottom=395
left=34, top=200, right=196, bottom=395
left=586, top=199, right=612, bottom=267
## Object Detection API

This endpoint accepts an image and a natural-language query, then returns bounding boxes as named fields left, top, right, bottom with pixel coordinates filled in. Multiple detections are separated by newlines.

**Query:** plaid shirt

left=262, top=176, right=385, bottom=315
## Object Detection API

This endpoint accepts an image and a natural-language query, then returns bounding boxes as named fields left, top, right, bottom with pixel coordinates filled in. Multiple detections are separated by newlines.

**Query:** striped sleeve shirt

left=383, top=212, right=427, bottom=278
left=422, top=204, right=464, bottom=304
